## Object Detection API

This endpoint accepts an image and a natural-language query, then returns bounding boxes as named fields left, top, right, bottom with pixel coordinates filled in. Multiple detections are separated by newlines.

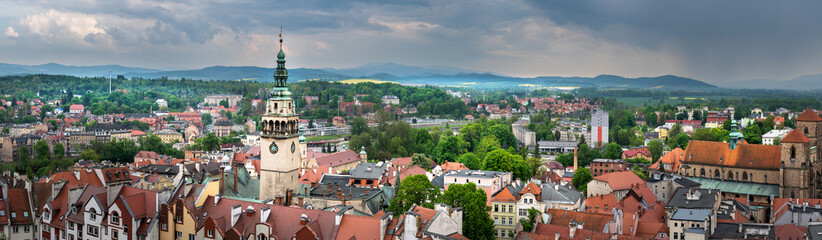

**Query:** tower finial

left=279, top=26, right=283, bottom=49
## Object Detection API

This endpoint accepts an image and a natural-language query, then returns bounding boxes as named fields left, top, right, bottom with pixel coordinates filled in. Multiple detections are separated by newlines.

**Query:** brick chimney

left=573, top=147, right=578, bottom=172
left=300, top=213, right=308, bottom=226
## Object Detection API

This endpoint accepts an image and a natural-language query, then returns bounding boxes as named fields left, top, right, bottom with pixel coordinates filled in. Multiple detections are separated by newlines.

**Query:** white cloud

left=4, top=27, right=19, bottom=38
left=20, top=9, right=106, bottom=38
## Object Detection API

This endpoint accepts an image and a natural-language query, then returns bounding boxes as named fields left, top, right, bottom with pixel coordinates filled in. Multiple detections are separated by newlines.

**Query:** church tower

left=780, top=128, right=813, bottom=198
left=259, top=33, right=300, bottom=204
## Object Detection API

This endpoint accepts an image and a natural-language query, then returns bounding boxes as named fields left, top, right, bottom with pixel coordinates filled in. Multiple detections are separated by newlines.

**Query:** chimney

left=300, top=213, right=308, bottom=226
left=245, top=205, right=255, bottom=217
left=452, top=207, right=463, bottom=234
left=555, top=231, right=561, bottom=240
left=233, top=165, right=238, bottom=193
left=573, top=147, right=578, bottom=172
left=404, top=211, right=421, bottom=238
left=737, top=223, right=742, bottom=233
left=380, top=213, right=392, bottom=240
left=335, top=207, right=347, bottom=226
left=219, top=166, right=225, bottom=195
left=214, top=194, right=222, bottom=206
left=569, top=220, right=577, bottom=238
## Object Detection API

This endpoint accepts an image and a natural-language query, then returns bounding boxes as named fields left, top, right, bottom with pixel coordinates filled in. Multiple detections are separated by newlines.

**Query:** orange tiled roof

left=592, top=171, right=644, bottom=191
left=797, top=108, right=822, bottom=122
left=585, top=194, right=619, bottom=214
left=519, top=182, right=542, bottom=198
left=544, top=209, right=614, bottom=233
left=649, top=147, right=685, bottom=172
left=683, top=140, right=781, bottom=170
left=781, top=129, right=810, bottom=143
left=491, top=187, right=517, bottom=202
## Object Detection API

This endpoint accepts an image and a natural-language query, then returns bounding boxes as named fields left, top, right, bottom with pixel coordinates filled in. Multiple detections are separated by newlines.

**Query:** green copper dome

left=299, top=132, right=306, bottom=143
left=277, top=49, right=286, bottom=60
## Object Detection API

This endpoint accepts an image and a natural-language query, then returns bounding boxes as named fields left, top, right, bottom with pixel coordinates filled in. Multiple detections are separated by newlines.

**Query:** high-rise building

left=259, top=35, right=301, bottom=204
left=590, top=109, right=609, bottom=147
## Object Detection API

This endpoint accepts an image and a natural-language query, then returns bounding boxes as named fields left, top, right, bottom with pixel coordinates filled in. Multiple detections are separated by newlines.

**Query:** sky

left=1, top=0, right=822, bottom=83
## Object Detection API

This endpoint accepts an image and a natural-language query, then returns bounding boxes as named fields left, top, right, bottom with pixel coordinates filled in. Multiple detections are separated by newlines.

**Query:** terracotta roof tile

left=776, top=224, right=808, bottom=239
left=491, top=187, right=518, bottom=202
left=519, top=182, right=542, bottom=198
left=797, top=108, right=822, bottom=122
left=336, top=215, right=382, bottom=239
left=649, top=148, right=685, bottom=172
left=8, top=188, right=33, bottom=225
left=544, top=209, right=614, bottom=233
left=315, top=150, right=361, bottom=168
left=781, top=129, right=810, bottom=143
left=585, top=194, right=619, bottom=214
left=592, top=171, right=645, bottom=191
left=683, top=140, right=781, bottom=170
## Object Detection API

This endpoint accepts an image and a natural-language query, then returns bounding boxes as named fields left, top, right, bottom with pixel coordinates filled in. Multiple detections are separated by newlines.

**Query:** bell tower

left=259, top=32, right=300, bottom=204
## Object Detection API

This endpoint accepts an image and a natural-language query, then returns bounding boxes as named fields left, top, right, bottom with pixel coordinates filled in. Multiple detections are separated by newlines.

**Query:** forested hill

left=0, top=62, right=719, bottom=91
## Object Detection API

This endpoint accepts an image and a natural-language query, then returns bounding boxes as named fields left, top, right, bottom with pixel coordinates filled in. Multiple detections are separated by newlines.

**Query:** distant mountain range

left=717, top=73, right=822, bottom=90
left=0, top=62, right=720, bottom=90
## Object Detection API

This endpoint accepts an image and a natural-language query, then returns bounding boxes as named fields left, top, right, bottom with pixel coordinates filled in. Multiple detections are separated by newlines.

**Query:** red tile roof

left=336, top=214, right=382, bottom=240
left=519, top=182, right=542, bottom=198
left=592, top=171, right=645, bottom=191
left=649, top=148, right=685, bottom=172
left=622, top=148, right=651, bottom=159
left=523, top=223, right=640, bottom=240
left=544, top=209, right=614, bottom=233
left=781, top=129, right=811, bottom=143
left=491, top=187, right=518, bottom=203
left=315, top=150, right=361, bottom=168
left=585, top=194, right=619, bottom=214
left=440, top=161, right=469, bottom=171
left=683, top=140, right=781, bottom=170
left=775, top=224, right=808, bottom=239
left=8, top=188, right=33, bottom=225
left=391, top=157, right=413, bottom=167
left=797, top=108, right=822, bottom=122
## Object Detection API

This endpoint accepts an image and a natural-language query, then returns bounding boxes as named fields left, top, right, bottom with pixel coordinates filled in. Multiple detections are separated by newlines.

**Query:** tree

left=100, top=139, right=140, bottom=163
left=603, top=143, right=623, bottom=159
left=632, top=165, right=648, bottom=179
left=80, top=149, right=100, bottom=161
left=219, top=99, right=229, bottom=108
left=53, top=142, right=65, bottom=159
left=673, top=133, right=690, bottom=149
left=433, top=136, right=465, bottom=163
left=459, top=123, right=484, bottom=152
left=388, top=174, right=440, bottom=215
left=484, top=149, right=531, bottom=180
left=202, top=113, right=213, bottom=126
left=350, top=117, right=369, bottom=136
left=409, top=153, right=432, bottom=169
left=571, top=167, right=593, bottom=195
left=519, top=208, right=541, bottom=232
left=138, top=134, right=166, bottom=154
left=458, top=152, right=483, bottom=170
left=773, top=137, right=782, bottom=146
left=487, top=124, right=517, bottom=149
left=648, top=140, right=664, bottom=162
left=438, top=182, right=495, bottom=240
left=667, top=124, right=683, bottom=142
left=33, top=140, right=51, bottom=161
left=475, top=135, right=501, bottom=160
left=15, top=147, right=30, bottom=163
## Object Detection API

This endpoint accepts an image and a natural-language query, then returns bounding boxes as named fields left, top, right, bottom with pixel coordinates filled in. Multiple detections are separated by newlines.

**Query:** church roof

left=781, top=129, right=811, bottom=143
left=682, top=140, right=781, bottom=170
left=797, top=108, right=822, bottom=122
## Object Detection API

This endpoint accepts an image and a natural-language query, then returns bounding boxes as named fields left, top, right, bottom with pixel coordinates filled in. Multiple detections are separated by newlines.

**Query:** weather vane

left=278, top=26, right=283, bottom=48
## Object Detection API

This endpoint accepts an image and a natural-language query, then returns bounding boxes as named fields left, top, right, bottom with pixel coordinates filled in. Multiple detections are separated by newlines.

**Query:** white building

left=762, top=128, right=792, bottom=145
left=590, top=109, right=609, bottom=146
left=381, top=95, right=400, bottom=105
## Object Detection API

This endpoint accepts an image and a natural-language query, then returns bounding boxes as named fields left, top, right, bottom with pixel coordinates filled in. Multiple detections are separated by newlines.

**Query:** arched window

left=700, top=169, right=706, bottom=177
left=791, top=146, right=797, bottom=161
left=742, top=171, right=748, bottom=181
left=89, top=208, right=97, bottom=220
left=111, top=211, right=120, bottom=224
left=791, top=191, right=796, bottom=198
left=715, top=169, right=720, bottom=178
left=727, top=172, right=734, bottom=180
left=805, top=127, right=809, bottom=135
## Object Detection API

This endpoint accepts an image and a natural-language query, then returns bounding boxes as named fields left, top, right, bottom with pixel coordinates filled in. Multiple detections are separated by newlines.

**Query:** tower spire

left=274, top=27, right=288, bottom=88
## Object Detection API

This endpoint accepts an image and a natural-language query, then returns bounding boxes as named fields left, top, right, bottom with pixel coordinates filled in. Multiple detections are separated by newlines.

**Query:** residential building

left=762, top=128, right=792, bottom=145
left=537, top=141, right=576, bottom=154
left=443, top=170, right=513, bottom=206
left=650, top=147, right=686, bottom=173
left=590, top=159, right=627, bottom=176
left=668, top=209, right=712, bottom=240
left=69, top=104, right=84, bottom=114
left=204, top=94, right=242, bottom=107
left=156, top=130, right=183, bottom=144
left=587, top=170, right=646, bottom=201
left=212, top=120, right=233, bottom=138
left=590, top=109, right=609, bottom=147
left=381, top=95, right=400, bottom=105
left=622, top=148, right=651, bottom=160
left=490, top=187, right=518, bottom=238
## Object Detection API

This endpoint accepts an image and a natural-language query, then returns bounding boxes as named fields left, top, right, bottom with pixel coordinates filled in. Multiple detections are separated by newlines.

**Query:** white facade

left=590, top=109, right=609, bottom=146
left=762, top=128, right=792, bottom=145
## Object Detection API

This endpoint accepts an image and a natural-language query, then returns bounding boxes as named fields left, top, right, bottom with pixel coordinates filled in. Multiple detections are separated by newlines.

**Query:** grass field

left=335, top=79, right=396, bottom=84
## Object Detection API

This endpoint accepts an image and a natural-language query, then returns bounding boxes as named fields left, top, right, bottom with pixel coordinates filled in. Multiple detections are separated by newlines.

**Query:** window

left=494, top=205, right=498, bottom=212
left=113, top=230, right=119, bottom=240
left=189, top=234, right=195, bottom=240
left=258, top=234, right=267, bottom=240
left=674, top=222, right=678, bottom=227
left=742, top=171, right=748, bottom=181
left=111, top=211, right=120, bottom=224
left=508, top=205, right=513, bottom=213
left=12, top=226, right=18, bottom=233
left=674, top=232, right=678, bottom=239
left=42, top=210, right=47, bottom=219
left=177, top=231, right=182, bottom=240
left=162, top=223, right=168, bottom=231
left=90, top=209, right=97, bottom=220
left=715, top=169, right=720, bottom=178
left=791, top=146, right=797, bottom=161
left=508, top=217, right=513, bottom=225
left=69, top=222, right=74, bottom=230
left=176, top=214, right=183, bottom=223
left=10, top=212, right=15, bottom=218
left=700, top=168, right=705, bottom=177
left=494, top=217, right=498, bottom=224
left=207, top=229, right=214, bottom=237
left=87, top=226, right=99, bottom=237
left=23, top=211, right=28, bottom=218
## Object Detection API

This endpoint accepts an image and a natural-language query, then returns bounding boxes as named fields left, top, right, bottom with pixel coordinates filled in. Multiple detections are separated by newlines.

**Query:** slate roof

left=670, top=209, right=711, bottom=221
left=687, top=177, right=780, bottom=197
left=666, top=188, right=719, bottom=209
left=350, top=162, right=389, bottom=180
left=223, top=164, right=259, bottom=200
left=541, top=183, right=582, bottom=204
left=808, top=224, right=822, bottom=240
left=711, top=222, right=774, bottom=239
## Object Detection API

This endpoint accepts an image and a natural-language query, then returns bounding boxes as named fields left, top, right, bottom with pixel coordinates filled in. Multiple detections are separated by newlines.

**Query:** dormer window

left=111, top=211, right=120, bottom=224
left=89, top=208, right=97, bottom=220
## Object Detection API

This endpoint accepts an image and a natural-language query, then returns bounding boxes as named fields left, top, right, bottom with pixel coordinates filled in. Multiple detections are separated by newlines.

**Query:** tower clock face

left=269, top=142, right=279, bottom=154
left=291, top=142, right=296, bottom=153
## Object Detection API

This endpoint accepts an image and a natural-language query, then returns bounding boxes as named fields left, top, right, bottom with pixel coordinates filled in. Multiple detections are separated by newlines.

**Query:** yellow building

left=110, top=130, right=131, bottom=141
left=657, top=126, right=670, bottom=141
left=490, top=187, right=518, bottom=239
left=159, top=179, right=221, bottom=240
left=157, top=130, right=184, bottom=144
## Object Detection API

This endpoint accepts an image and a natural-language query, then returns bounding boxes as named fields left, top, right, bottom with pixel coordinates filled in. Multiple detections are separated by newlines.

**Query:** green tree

left=475, top=135, right=501, bottom=160
left=458, top=152, right=483, bottom=170
left=202, top=113, right=213, bottom=126
left=673, top=133, right=690, bottom=149
left=487, top=124, right=517, bottom=149
left=483, top=149, right=532, bottom=180
left=519, top=208, right=541, bottom=232
left=33, top=140, right=51, bottom=161
left=648, top=140, right=664, bottom=162
left=438, top=183, right=495, bottom=240
left=100, top=139, right=140, bottom=163
left=571, top=167, right=593, bottom=195
left=433, top=136, right=465, bottom=163
left=459, top=123, right=483, bottom=152
left=409, top=153, right=432, bottom=169
left=80, top=149, right=100, bottom=161
left=387, top=174, right=440, bottom=215
left=138, top=133, right=166, bottom=154
left=53, top=142, right=65, bottom=159
left=773, top=137, right=782, bottom=146
left=350, top=117, right=369, bottom=136
left=219, top=99, right=229, bottom=108
left=603, top=142, right=623, bottom=159
left=15, top=147, right=30, bottom=163
left=632, top=165, right=648, bottom=179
